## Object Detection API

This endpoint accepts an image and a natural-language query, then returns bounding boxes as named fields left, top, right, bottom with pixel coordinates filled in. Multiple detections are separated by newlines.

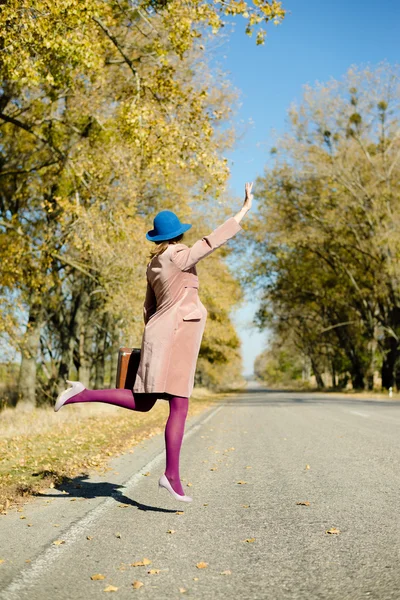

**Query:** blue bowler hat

left=146, top=210, right=192, bottom=242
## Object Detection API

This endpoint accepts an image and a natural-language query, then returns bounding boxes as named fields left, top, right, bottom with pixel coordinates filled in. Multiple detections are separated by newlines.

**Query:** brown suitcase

left=116, top=347, right=141, bottom=389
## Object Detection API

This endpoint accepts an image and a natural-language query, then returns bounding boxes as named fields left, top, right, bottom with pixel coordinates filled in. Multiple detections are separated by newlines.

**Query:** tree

left=1, top=1, right=286, bottom=405
left=236, top=63, right=400, bottom=390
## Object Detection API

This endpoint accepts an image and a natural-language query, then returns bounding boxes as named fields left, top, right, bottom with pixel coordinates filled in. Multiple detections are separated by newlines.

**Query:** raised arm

left=170, top=217, right=242, bottom=271
left=170, top=182, right=253, bottom=272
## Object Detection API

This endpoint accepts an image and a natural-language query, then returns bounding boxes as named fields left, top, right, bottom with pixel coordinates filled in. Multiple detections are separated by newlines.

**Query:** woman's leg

left=164, top=395, right=189, bottom=496
left=63, top=388, right=159, bottom=412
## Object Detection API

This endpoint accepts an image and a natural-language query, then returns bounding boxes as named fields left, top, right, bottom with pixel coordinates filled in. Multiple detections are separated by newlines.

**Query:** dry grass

left=0, top=387, right=224, bottom=513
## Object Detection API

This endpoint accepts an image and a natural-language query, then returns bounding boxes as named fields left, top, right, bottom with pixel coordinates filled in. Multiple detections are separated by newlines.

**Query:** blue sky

left=217, top=0, right=400, bottom=376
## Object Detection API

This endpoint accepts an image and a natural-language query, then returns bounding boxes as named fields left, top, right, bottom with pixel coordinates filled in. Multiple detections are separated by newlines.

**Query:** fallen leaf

left=245, top=466, right=252, bottom=469
left=203, top=503, right=208, bottom=506
left=296, top=501, right=311, bottom=506
left=175, top=511, right=184, bottom=515
left=115, top=533, right=122, bottom=538
left=132, top=580, right=144, bottom=589
left=242, top=504, right=250, bottom=508
left=326, top=527, right=341, bottom=535
left=118, top=504, right=129, bottom=508
left=236, top=481, right=247, bottom=485
left=210, top=468, right=217, bottom=471
left=179, top=588, right=187, bottom=593
left=104, top=585, right=118, bottom=592
left=20, top=516, right=26, bottom=519
left=0, top=560, right=5, bottom=565
left=305, top=464, right=311, bottom=470
left=147, top=569, right=160, bottom=574
left=196, top=562, right=208, bottom=569
left=143, top=472, right=150, bottom=477
left=52, top=524, right=60, bottom=527
left=167, top=529, right=176, bottom=534
left=87, top=536, right=93, bottom=540
left=220, top=570, right=232, bottom=575
left=193, top=577, right=199, bottom=581
left=131, top=558, right=151, bottom=567
left=52, top=540, right=65, bottom=545
left=70, top=498, right=77, bottom=502
left=187, top=483, right=192, bottom=487
left=244, top=538, right=256, bottom=543
left=91, top=574, right=106, bottom=580
left=27, top=524, right=33, bottom=527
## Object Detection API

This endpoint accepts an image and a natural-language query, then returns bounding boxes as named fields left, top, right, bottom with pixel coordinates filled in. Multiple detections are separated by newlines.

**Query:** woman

left=55, top=182, right=253, bottom=502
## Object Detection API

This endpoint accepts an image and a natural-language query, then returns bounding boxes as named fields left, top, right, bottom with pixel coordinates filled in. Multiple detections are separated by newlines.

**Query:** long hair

left=148, top=233, right=184, bottom=260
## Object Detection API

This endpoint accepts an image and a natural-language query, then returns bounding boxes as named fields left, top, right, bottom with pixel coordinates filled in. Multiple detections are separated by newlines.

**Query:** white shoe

left=54, top=380, right=86, bottom=412
left=158, top=474, right=193, bottom=502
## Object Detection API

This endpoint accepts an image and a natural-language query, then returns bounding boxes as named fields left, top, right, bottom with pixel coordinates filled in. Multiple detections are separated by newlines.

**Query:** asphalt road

left=1, top=385, right=400, bottom=600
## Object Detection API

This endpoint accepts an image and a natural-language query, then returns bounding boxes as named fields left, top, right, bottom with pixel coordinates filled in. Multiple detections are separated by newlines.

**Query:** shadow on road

left=224, top=386, right=400, bottom=409
left=33, top=474, right=178, bottom=513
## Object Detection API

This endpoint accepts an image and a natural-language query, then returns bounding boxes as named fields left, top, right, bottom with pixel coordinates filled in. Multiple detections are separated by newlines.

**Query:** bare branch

left=319, top=321, right=357, bottom=334
left=92, top=16, right=139, bottom=80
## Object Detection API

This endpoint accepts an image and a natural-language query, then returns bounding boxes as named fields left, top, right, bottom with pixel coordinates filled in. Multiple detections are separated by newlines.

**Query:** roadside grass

left=0, top=388, right=226, bottom=514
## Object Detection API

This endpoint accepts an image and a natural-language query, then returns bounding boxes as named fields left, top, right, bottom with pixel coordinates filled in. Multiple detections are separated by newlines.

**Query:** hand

left=243, top=182, right=253, bottom=210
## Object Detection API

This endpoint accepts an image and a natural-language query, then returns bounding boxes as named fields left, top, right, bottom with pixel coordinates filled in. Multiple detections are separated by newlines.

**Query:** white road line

left=348, top=410, right=370, bottom=418
left=0, top=403, right=225, bottom=600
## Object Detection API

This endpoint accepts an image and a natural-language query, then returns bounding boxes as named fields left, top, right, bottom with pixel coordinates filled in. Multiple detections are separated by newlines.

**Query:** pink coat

left=133, top=216, right=243, bottom=398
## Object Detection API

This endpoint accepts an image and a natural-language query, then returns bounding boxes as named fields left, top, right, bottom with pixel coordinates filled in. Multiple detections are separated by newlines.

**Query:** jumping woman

left=54, top=182, right=253, bottom=502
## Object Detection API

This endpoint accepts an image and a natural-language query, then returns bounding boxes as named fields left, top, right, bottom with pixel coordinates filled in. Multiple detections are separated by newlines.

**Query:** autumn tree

left=0, top=0, right=286, bottom=405
left=237, top=63, right=400, bottom=390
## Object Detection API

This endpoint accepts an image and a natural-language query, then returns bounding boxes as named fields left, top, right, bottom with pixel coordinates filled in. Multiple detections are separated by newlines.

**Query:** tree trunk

left=302, top=355, right=311, bottom=382
left=310, top=357, right=324, bottom=388
left=56, top=289, right=89, bottom=393
left=334, top=325, right=367, bottom=390
left=331, top=359, right=337, bottom=388
left=78, top=319, right=95, bottom=387
left=365, top=329, right=378, bottom=390
left=394, top=356, right=400, bottom=391
left=351, top=369, right=365, bottom=390
left=109, top=322, right=120, bottom=389
left=94, top=313, right=109, bottom=388
left=17, top=303, right=43, bottom=409
left=381, top=336, right=398, bottom=390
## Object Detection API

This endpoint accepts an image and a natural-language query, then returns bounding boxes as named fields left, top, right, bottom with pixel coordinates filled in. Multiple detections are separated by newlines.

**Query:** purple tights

left=63, top=388, right=189, bottom=496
